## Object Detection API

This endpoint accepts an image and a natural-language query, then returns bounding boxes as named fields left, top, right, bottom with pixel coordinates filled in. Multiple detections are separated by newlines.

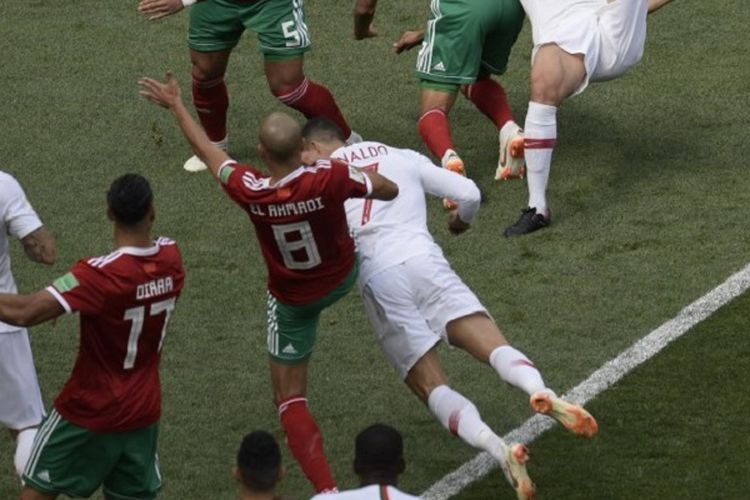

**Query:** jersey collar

left=117, top=244, right=160, bottom=256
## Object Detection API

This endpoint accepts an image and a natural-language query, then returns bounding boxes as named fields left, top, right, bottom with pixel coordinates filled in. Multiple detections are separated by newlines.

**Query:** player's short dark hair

left=237, top=431, right=281, bottom=492
left=302, top=117, right=346, bottom=143
left=107, top=174, right=153, bottom=227
left=354, top=423, right=405, bottom=475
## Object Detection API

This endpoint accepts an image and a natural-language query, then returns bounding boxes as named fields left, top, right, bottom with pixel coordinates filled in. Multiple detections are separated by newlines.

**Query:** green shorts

left=266, top=262, right=358, bottom=364
left=188, top=0, right=311, bottom=58
left=416, top=0, right=525, bottom=85
left=22, top=409, right=161, bottom=500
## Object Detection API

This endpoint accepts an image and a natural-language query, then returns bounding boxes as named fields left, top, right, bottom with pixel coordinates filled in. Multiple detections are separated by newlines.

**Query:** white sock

left=427, top=385, right=507, bottom=461
left=489, top=345, right=549, bottom=396
left=211, top=136, right=228, bottom=151
left=523, top=101, right=557, bottom=215
left=14, top=428, right=37, bottom=478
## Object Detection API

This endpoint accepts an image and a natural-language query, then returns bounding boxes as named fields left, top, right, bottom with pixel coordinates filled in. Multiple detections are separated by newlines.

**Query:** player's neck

left=113, top=226, right=153, bottom=250
left=360, top=473, right=399, bottom=488
left=239, top=487, right=277, bottom=500
left=267, top=159, right=302, bottom=184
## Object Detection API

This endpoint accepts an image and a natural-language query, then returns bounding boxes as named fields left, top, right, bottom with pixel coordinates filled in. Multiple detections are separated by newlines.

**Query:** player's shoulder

left=0, top=170, right=25, bottom=197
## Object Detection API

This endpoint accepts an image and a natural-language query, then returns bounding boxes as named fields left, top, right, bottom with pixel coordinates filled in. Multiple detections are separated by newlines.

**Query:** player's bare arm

left=139, top=72, right=229, bottom=179
left=362, top=170, right=398, bottom=201
left=353, top=0, right=378, bottom=40
left=448, top=210, right=471, bottom=235
left=138, top=0, right=187, bottom=21
left=647, top=0, right=674, bottom=13
left=21, top=226, right=57, bottom=265
left=0, top=290, right=64, bottom=328
left=393, top=29, right=425, bottom=54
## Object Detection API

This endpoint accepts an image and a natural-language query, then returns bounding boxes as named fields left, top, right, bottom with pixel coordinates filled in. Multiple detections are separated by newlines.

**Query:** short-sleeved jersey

left=0, top=171, right=43, bottom=333
left=45, top=238, right=185, bottom=432
left=219, top=159, right=371, bottom=305
left=337, top=142, right=481, bottom=286
left=311, top=484, right=420, bottom=500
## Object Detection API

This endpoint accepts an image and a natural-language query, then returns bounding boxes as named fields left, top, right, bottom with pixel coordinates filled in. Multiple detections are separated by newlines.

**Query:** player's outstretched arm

left=138, top=0, right=186, bottom=21
left=393, top=29, right=425, bottom=54
left=0, top=290, right=64, bottom=328
left=21, top=226, right=57, bottom=265
left=363, top=170, right=398, bottom=201
left=138, top=71, right=229, bottom=180
left=647, top=0, right=674, bottom=13
left=353, top=0, right=378, bottom=40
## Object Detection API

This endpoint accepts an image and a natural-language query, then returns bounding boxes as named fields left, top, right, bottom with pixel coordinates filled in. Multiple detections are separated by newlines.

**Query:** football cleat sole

left=530, top=392, right=599, bottom=438
left=501, top=443, right=536, bottom=500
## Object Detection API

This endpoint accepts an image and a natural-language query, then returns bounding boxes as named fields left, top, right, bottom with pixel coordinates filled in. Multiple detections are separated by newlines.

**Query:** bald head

left=258, top=112, right=303, bottom=166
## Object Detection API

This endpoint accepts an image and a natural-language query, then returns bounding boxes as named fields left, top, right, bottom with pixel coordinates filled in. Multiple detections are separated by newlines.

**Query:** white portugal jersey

left=311, top=484, right=421, bottom=500
left=334, top=142, right=481, bottom=286
left=0, top=171, right=43, bottom=333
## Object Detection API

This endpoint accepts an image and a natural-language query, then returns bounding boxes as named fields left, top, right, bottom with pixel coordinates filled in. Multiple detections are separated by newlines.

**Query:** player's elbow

left=40, top=244, right=58, bottom=266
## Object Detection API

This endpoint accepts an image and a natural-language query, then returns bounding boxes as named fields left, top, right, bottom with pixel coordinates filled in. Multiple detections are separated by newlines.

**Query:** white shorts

left=0, top=330, right=45, bottom=430
left=360, top=254, right=488, bottom=380
left=525, top=0, right=648, bottom=96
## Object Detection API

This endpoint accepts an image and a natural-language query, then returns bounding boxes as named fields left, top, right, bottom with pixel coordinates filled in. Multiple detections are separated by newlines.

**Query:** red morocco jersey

left=219, top=159, right=371, bottom=305
left=45, top=237, right=185, bottom=432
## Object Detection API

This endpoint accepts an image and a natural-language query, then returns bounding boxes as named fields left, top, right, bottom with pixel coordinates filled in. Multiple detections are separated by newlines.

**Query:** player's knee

left=529, top=69, right=564, bottom=105
left=190, top=64, right=224, bottom=84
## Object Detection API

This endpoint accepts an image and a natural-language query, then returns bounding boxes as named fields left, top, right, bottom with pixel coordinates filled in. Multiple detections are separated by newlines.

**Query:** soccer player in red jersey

left=0, top=174, right=185, bottom=500
left=139, top=71, right=398, bottom=493
left=137, top=0, right=361, bottom=173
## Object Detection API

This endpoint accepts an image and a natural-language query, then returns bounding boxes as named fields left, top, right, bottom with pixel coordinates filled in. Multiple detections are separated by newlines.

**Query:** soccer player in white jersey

left=504, top=0, right=674, bottom=236
left=0, top=171, right=57, bottom=478
left=311, top=424, right=419, bottom=500
left=302, top=119, right=598, bottom=500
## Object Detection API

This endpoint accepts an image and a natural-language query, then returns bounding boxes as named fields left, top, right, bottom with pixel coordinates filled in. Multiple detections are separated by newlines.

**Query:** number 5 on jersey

left=123, top=297, right=176, bottom=370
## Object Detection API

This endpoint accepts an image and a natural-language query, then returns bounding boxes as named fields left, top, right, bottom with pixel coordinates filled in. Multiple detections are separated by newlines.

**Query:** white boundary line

left=422, top=262, right=750, bottom=499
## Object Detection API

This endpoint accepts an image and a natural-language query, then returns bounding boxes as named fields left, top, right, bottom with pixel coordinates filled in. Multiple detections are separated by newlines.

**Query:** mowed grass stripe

left=423, top=261, right=750, bottom=499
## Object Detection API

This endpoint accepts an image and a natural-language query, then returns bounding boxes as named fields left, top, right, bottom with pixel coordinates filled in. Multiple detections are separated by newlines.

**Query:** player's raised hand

left=393, top=30, right=425, bottom=54
left=448, top=210, right=471, bottom=235
left=138, top=71, right=182, bottom=109
left=138, top=0, right=184, bottom=21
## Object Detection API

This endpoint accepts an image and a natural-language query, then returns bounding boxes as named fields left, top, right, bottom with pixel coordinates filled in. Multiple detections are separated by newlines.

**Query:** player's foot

left=346, top=130, right=363, bottom=145
left=530, top=392, right=599, bottom=437
left=441, top=149, right=466, bottom=210
left=499, top=443, right=536, bottom=500
left=503, top=207, right=550, bottom=237
left=495, top=121, right=526, bottom=180
left=183, top=137, right=228, bottom=172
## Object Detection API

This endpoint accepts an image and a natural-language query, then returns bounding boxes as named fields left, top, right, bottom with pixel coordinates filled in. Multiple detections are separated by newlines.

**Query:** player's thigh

left=103, top=424, right=161, bottom=500
left=266, top=263, right=357, bottom=364
left=188, top=0, right=245, bottom=53
left=362, top=265, right=441, bottom=381
left=22, top=410, right=119, bottom=498
left=479, top=0, right=525, bottom=76
left=0, top=330, right=45, bottom=430
left=409, top=254, right=488, bottom=338
left=404, top=347, right=450, bottom=403
left=416, top=0, right=484, bottom=85
left=245, top=0, right=311, bottom=61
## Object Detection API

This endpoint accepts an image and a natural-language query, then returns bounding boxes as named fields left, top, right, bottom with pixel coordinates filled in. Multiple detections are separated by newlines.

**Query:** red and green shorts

left=266, top=262, right=358, bottom=364
left=22, top=409, right=162, bottom=500
left=189, top=0, right=311, bottom=59
left=416, top=0, right=525, bottom=87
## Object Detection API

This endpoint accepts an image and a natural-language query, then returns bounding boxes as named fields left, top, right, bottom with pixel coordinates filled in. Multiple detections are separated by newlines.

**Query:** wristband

left=181, top=0, right=196, bottom=6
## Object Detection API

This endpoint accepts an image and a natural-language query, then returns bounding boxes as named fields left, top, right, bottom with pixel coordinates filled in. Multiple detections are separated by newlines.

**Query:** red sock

left=418, top=109, right=454, bottom=160
left=275, top=78, right=352, bottom=139
left=192, top=75, right=229, bottom=142
left=462, top=76, right=514, bottom=129
left=277, top=396, right=336, bottom=493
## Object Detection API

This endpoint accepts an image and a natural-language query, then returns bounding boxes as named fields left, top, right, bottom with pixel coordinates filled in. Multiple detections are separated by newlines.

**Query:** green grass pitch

left=1, top=0, right=749, bottom=498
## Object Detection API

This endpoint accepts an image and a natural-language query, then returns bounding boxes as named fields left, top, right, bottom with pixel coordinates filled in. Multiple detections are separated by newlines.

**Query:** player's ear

left=106, top=207, right=115, bottom=223
left=232, top=466, right=241, bottom=483
left=148, top=204, right=155, bottom=223
left=277, top=465, right=285, bottom=483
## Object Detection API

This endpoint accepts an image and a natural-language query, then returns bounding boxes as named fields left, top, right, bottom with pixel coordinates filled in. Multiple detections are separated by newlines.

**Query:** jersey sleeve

left=46, top=261, right=107, bottom=315
left=412, top=152, right=481, bottom=224
left=217, top=160, right=265, bottom=206
left=0, top=175, right=43, bottom=240
left=327, top=160, right=372, bottom=203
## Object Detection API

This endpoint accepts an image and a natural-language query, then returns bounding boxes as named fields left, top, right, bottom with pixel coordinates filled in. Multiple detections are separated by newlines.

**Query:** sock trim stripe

left=524, top=138, right=557, bottom=149
left=277, top=396, right=308, bottom=415
left=512, top=359, right=537, bottom=369
left=448, top=410, right=461, bottom=436
left=419, top=108, right=447, bottom=122
left=276, top=78, right=310, bottom=104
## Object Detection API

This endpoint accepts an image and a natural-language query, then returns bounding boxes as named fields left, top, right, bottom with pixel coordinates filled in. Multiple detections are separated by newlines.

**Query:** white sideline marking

left=422, top=262, right=750, bottom=499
